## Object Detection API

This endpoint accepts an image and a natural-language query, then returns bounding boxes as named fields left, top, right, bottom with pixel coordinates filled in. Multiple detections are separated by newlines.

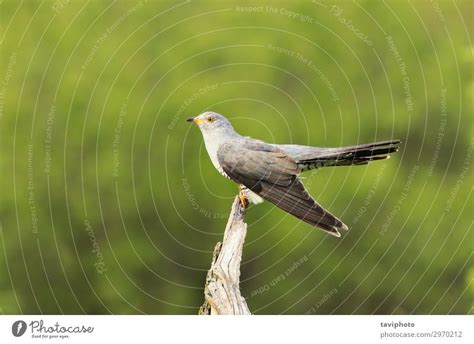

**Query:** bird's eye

left=206, top=116, right=215, bottom=123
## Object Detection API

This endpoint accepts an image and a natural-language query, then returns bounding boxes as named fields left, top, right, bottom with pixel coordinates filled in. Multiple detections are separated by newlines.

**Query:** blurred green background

left=0, top=0, right=472, bottom=315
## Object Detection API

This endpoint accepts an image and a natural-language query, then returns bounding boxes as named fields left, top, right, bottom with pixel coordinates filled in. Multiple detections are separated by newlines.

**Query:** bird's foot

left=239, top=193, right=249, bottom=208
left=238, top=185, right=249, bottom=208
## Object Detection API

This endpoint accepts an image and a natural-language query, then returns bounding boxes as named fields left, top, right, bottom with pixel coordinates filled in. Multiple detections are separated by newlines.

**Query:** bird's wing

left=217, top=140, right=348, bottom=236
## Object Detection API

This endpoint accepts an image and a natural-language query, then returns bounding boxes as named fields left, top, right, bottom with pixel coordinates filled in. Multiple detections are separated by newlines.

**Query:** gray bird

left=187, top=111, right=400, bottom=237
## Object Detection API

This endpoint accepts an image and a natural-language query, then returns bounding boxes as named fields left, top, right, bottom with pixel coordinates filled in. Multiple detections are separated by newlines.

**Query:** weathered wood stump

left=199, top=196, right=251, bottom=315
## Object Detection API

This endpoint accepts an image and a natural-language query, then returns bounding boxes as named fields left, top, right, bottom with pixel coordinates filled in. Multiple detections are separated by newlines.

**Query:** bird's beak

left=186, top=117, right=202, bottom=124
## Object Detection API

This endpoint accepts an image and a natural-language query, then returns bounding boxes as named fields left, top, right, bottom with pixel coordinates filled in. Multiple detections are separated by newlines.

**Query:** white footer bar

left=0, top=315, right=471, bottom=344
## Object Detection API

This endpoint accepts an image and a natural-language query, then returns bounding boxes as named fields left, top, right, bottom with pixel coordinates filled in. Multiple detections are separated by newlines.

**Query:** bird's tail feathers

left=298, top=140, right=400, bottom=170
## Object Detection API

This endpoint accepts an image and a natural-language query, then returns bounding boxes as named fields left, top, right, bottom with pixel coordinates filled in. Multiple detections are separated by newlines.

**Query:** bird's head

left=186, top=111, right=236, bottom=137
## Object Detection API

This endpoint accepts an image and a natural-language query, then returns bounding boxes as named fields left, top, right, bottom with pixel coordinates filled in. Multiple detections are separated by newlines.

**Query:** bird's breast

left=203, top=138, right=231, bottom=179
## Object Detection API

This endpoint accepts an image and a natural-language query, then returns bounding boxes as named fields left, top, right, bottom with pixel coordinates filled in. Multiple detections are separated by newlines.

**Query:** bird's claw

left=239, top=193, right=249, bottom=208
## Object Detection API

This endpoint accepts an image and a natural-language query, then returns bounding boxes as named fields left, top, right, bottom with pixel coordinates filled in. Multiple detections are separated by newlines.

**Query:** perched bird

left=187, top=112, right=400, bottom=237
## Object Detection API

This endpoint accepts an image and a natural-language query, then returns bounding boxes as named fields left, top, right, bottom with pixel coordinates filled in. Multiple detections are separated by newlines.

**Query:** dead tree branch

left=199, top=195, right=251, bottom=315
